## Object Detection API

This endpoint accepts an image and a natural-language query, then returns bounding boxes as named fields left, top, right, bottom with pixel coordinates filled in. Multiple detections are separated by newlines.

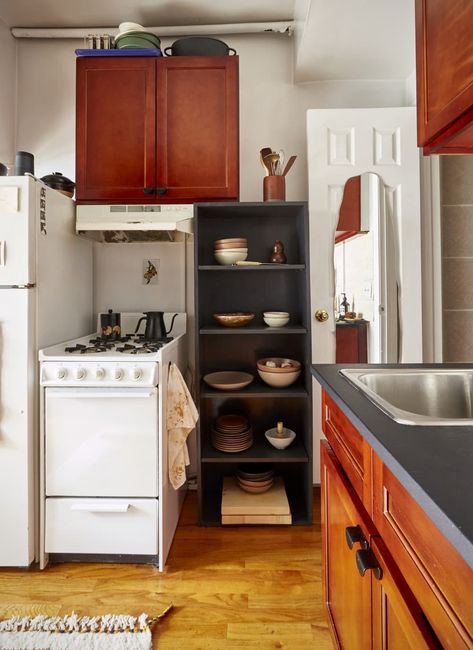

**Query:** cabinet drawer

left=322, top=391, right=371, bottom=509
left=45, top=498, right=158, bottom=555
left=373, top=457, right=473, bottom=648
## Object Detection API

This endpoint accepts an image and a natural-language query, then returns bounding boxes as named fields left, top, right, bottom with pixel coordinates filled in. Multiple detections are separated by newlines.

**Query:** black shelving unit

left=194, top=202, right=312, bottom=525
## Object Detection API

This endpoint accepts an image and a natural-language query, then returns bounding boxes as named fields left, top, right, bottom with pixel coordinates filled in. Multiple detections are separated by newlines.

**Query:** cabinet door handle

left=355, top=548, right=382, bottom=580
left=143, top=187, right=168, bottom=195
left=345, top=525, right=368, bottom=550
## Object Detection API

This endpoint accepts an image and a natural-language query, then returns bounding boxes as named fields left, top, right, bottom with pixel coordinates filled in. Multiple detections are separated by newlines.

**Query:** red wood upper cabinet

left=416, top=0, right=473, bottom=154
left=75, top=56, right=239, bottom=204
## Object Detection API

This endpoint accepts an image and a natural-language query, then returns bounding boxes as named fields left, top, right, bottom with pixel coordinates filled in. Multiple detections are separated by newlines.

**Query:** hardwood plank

left=0, top=490, right=332, bottom=649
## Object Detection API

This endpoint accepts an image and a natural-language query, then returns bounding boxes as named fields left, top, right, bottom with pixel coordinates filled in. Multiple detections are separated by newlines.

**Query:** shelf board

left=198, top=264, right=305, bottom=271
left=200, top=325, right=307, bottom=335
left=201, top=438, right=309, bottom=463
left=200, top=378, right=309, bottom=398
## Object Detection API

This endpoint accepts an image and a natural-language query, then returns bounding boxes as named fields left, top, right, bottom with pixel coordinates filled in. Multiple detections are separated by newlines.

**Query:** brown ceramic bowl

left=213, top=312, right=255, bottom=328
left=256, top=358, right=302, bottom=373
left=214, top=240, right=248, bottom=250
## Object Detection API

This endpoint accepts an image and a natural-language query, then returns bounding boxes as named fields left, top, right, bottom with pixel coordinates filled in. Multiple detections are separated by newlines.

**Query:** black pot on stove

left=134, top=311, right=178, bottom=340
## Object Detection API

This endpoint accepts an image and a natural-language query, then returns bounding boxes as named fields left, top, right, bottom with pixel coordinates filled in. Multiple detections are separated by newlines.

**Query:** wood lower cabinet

left=321, top=441, right=438, bottom=649
left=76, top=56, right=239, bottom=203
left=195, top=203, right=312, bottom=525
left=320, top=390, right=473, bottom=649
left=336, top=322, right=368, bottom=364
left=416, top=0, right=473, bottom=153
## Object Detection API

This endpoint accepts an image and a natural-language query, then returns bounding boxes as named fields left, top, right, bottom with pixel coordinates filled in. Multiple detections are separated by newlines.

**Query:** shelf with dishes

left=201, top=437, right=309, bottom=463
left=195, top=202, right=312, bottom=526
left=198, top=264, right=306, bottom=271
left=199, top=462, right=312, bottom=526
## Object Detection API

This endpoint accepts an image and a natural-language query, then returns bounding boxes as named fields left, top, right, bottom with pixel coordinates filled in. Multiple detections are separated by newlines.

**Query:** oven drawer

left=45, top=498, right=158, bottom=554
left=45, top=387, right=158, bottom=496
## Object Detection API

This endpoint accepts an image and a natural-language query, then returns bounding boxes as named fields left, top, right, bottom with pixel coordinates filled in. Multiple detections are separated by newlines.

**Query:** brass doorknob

left=315, top=309, right=329, bottom=322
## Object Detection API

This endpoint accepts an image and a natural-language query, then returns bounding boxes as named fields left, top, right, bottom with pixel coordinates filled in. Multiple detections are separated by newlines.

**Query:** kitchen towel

left=167, top=363, right=198, bottom=490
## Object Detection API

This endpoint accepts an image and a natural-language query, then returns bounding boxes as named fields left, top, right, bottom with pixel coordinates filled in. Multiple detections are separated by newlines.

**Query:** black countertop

left=311, top=363, right=473, bottom=570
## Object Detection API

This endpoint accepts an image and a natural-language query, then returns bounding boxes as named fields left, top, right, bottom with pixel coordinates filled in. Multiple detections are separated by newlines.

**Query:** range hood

left=76, top=204, right=193, bottom=242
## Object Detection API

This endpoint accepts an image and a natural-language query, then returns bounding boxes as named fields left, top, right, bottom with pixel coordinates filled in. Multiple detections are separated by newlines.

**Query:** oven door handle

left=46, top=389, right=156, bottom=399
left=71, top=502, right=130, bottom=513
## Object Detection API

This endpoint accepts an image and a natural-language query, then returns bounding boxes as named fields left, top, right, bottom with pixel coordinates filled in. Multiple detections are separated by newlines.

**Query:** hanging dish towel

left=167, top=363, right=199, bottom=490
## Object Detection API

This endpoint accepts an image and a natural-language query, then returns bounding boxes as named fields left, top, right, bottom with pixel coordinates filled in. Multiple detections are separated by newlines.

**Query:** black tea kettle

left=134, top=311, right=178, bottom=340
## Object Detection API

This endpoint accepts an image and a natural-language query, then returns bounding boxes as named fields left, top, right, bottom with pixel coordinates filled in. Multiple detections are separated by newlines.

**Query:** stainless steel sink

left=340, top=368, right=473, bottom=425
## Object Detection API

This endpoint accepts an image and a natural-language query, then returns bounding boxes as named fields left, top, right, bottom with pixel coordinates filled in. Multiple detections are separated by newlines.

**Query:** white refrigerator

left=0, top=176, right=93, bottom=566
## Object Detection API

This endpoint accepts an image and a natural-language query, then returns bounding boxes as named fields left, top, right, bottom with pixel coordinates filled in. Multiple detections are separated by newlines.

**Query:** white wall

left=16, top=33, right=408, bottom=200
left=0, top=19, right=16, bottom=164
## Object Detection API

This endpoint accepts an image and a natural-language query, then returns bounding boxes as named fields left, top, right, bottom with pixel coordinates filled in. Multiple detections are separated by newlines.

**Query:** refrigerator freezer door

left=0, top=287, right=36, bottom=566
left=0, top=177, right=36, bottom=286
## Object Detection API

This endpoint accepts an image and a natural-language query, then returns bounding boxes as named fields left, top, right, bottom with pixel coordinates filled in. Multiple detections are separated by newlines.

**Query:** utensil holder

left=263, top=175, right=285, bottom=202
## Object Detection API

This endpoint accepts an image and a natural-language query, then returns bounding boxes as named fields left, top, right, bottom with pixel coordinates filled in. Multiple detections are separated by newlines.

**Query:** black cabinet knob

left=356, top=548, right=382, bottom=580
left=345, top=525, right=368, bottom=550
left=143, top=187, right=168, bottom=195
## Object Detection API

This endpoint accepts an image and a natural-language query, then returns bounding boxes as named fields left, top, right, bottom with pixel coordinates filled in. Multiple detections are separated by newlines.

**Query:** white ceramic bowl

left=263, top=311, right=290, bottom=327
left=257, top=367, right=300, bottom=388
left=214, top=249, right=248, bottom=265
left=214, top=247, right=248, bottom=253
left=265, top=427, right=296, bottom=449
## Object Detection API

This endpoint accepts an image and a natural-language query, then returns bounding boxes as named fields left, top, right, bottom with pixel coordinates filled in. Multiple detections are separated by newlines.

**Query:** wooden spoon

left=260, top=147, right=273, bottom=175
left=282, top=155, right=297, bottom=176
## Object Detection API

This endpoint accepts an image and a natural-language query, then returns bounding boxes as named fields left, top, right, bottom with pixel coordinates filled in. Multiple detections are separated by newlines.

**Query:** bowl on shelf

left=214, top=238, right=247, bottom=249
left=265, top=426, right=296, bottom=450
left=203, top=371, right=254, bottom=391
left=214, top=249, right=248, bottom=265
left=263, top=311, right=290, bottom=327
left=257, top=358, right=301, bottom=388
left=213, top=312, right=255, bottom=328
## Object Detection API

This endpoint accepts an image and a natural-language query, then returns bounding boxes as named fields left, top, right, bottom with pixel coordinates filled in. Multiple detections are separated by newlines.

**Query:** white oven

left=45, top=386, right=158, bottom=497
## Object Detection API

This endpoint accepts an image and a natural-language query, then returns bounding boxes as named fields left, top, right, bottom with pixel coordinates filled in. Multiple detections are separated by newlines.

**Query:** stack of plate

left=211, top=414, right=253, bottom=453
left=214, top=238, right=248, bottom=265
left=114, top=22, right=161, bottom=50
left=236, top=464, right=275, bottom=494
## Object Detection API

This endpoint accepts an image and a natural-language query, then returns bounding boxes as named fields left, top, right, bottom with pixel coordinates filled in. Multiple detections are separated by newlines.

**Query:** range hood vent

left=76, top=204, right=194, bottom=242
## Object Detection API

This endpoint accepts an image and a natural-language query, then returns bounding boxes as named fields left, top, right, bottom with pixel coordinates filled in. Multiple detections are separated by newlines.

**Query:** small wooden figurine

left=269, top=240, right=287, bottom=263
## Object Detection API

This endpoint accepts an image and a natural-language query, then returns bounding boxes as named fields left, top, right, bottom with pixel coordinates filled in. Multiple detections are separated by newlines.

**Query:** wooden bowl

left=257, top=358, right=301, bottom=373
left=213, top=312, right=255, bottom=328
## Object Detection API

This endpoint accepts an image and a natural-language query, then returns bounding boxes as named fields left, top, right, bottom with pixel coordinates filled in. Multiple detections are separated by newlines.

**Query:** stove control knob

left=75, top=367, right=86, bottom=380
left=96, top=367, right=105, bottom=380
left=114, top=368, right=124, bottom=381
left=56, top=367, right=68, bottom=380
left=132, top=368, right=142, bottom=381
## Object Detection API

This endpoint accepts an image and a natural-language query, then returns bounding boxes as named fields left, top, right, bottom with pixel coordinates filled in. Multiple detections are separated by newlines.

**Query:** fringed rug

left=0, top=604, right=172, bottom=649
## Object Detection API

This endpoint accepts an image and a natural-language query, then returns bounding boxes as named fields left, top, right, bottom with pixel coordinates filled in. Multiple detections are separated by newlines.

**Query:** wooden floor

left=0, top=489, right=333, bottom=649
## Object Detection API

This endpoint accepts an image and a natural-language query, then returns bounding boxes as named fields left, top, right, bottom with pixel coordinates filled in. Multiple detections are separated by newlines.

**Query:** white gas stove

left=40, top=312, right=186, bottom=387
left=38, top=312, right=187, bottom=571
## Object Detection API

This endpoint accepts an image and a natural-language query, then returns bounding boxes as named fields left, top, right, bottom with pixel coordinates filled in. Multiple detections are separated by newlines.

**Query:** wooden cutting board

left=222, top=513, right=292, bottom=525
left=221, top=476, right=291, bottom=516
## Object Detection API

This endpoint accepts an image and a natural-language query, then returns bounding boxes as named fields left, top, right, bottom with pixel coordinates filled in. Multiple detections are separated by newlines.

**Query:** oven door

left=45, top=387, right=158, bottom=497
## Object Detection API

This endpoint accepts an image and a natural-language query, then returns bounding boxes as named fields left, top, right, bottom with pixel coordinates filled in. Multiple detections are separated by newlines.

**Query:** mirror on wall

left=333, top=172, right=399, bottom=363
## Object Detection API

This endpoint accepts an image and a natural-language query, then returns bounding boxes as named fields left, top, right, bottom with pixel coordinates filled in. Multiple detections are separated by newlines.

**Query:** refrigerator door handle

left=0, top=240, right=5, bottom=266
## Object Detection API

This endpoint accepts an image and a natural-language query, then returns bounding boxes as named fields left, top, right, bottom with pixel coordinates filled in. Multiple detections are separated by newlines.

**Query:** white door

left=307, top=107, right=421, bottom=482
left=0, top=287, right=36, bottom=566
left=45, top=387, right=158, bottom=496
left=0, top=177, right=36, bottom=286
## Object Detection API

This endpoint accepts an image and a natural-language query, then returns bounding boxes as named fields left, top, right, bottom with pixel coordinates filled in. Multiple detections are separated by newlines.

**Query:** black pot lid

left=40, top=172, right=75, bottom=191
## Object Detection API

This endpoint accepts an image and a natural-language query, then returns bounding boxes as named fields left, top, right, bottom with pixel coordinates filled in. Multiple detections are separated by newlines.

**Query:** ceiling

left=0, top=0, right=415, bottom=81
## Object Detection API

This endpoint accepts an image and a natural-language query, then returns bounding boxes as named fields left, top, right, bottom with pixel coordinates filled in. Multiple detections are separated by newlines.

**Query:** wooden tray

left=222, top=513, right=292, bottom=525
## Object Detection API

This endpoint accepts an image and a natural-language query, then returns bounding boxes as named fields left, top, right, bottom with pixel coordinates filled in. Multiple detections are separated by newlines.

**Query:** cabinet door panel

left=157, top=57, right=239, bottom=200
left=76, top=58, right=156, bottom=202
left=371, top=538, right=440, bottom=650
left=373, top=456, right=473, bottom=648
left=416, top=0, right=473, bottom=149
left=321, top=440, right=373, bottom=649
